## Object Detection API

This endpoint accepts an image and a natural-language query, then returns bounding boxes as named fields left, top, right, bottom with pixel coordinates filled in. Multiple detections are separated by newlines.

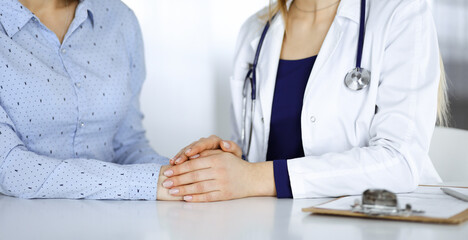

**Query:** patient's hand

left=170, top=135, right=242, bottom=166
left=156, top=165, right=183, bottom=201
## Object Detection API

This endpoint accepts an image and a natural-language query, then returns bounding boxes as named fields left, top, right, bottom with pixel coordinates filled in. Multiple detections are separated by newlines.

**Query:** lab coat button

left=310, top=116, right=316, bottom=123
left=61, top=48, right=67, bottom=54
left=75, top=82, right=81, bottom=88
left=80, top=122, right=85, bottom=128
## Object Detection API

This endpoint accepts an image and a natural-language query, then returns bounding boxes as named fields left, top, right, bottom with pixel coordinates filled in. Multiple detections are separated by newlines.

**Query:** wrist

left=246, top=162, right=276, bottom=197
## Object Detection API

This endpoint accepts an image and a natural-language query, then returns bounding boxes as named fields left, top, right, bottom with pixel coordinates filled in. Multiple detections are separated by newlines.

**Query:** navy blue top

left=267, top=56, right=317, bottom=198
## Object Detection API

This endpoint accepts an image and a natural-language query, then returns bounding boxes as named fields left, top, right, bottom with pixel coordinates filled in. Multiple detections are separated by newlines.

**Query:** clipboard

left=302, top=186, right=468, bottom=225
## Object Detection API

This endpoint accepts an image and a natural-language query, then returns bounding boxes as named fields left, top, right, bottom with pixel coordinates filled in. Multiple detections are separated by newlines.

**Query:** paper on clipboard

left=306, top=186, right=468, bottom=223
left=314, top=187, right=468, bottom=219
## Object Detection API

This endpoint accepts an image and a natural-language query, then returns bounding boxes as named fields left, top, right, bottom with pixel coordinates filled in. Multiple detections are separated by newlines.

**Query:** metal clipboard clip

left=351, top=189, right=425, bottom=217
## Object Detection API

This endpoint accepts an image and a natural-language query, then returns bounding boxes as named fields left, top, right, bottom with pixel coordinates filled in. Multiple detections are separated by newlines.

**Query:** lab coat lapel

left=249, top=16, right=285, bottom=157
left=302, top=0, right=361, bottom=99
left=303, top=16, right=344, bottom=100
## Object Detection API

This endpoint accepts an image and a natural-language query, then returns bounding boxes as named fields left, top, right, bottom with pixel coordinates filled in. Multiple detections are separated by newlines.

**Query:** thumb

left=220, top=141, right=243, bottom=158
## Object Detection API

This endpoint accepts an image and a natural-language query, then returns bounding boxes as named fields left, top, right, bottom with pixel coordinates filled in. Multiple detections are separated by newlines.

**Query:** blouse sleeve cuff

left=125, top=163, right=161, bottom=200
left=273, top=160, right=293, bottom=198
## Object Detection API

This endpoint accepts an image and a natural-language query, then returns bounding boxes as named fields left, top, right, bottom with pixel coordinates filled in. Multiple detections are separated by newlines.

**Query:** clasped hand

left=159, top=136, right=275, bottom=202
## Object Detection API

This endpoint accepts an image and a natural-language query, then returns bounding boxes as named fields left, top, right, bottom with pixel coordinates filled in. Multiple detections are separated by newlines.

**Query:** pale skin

left=18, top=0, right=179, bottom=200
left=165, top=0, right=341, bottom=202
left=19, top=0, right=78, bottom=43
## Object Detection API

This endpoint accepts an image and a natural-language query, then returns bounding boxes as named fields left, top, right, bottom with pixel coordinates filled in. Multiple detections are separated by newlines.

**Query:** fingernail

left=222, top=141, right=231, bottom=149
left=163, top=169, right=173, bottom=177
left=184, top=196, right=193, bottom=201
left=190, top=154, right=200, bottom=159
left=169, top=188, right=179, bottom=195
left=185, top=148, right=191, bottom=154
left=162, top=180, right=173, bottom=188
left=175, top=158, right=182, bottom=164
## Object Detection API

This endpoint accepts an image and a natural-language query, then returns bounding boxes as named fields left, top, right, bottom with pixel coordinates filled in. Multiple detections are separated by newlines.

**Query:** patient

left=0, top=0, right=177, bottom=200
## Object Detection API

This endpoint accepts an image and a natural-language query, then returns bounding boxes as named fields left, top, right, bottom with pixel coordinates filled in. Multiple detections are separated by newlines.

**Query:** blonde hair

left=267, top=0, right=450, bottom=126
left=437, top=55, right=450, bottom=126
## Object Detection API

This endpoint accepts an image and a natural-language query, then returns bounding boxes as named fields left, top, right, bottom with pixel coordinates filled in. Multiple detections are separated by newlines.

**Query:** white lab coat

left=230, top=0, right=442, bottom=198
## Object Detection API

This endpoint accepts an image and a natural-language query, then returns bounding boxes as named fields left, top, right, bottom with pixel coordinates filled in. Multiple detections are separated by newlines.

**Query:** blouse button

left=61, top=48, right=67, bottom=54
left=75, top=82, right=81, bottom=88
left=80, top=122, right=85, bottom=128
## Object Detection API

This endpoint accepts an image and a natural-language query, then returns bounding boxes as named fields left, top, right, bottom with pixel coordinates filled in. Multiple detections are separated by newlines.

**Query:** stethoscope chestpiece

left=344, top=67, right=371, bottom=91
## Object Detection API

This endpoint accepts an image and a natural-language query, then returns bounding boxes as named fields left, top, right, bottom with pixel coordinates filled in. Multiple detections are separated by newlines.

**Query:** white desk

left=1, top=193, right=467, bottom=240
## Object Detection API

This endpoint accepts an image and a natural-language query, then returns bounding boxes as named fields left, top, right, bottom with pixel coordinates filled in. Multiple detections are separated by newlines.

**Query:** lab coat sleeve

left=287, top=0, right=440, bottom=198
left=230, top=95, right=242, bottom=148
left=230, top=9, right=271, bottom=149
left=112, top=9, right=169, bottom=166
left=229, top=15, right=258, bottom=148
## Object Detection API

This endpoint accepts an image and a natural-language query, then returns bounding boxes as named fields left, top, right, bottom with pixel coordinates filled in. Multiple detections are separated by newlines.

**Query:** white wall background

left=122, top=0, right=267, bottom=157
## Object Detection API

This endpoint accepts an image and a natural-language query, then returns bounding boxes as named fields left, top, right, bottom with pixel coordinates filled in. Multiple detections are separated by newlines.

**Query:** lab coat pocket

left=305, top=82, right=374, bottom=155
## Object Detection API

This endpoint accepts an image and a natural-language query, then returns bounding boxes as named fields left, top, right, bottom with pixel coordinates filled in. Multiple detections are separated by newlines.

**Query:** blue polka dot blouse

left=0, top=0, right=168, bottom=200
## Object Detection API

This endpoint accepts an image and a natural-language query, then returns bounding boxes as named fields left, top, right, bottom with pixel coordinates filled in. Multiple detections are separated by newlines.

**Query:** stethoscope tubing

left=251, top=15, right=275, bottom=100
left=242, top=0, right=368, bottom=159
left=356, top=0, right=366, bottom=69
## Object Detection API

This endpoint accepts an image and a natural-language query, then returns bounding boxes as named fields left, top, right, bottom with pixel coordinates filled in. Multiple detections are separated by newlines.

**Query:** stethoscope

left=242, top=0, right=370, bottom=159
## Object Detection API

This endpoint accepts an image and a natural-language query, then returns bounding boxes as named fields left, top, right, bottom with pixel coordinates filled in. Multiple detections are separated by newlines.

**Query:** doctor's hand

left=162, top=151, right=276, bottom=202
left=170, top=135, right=242, bottom=165
left=156, top=165, right=184, bottom=201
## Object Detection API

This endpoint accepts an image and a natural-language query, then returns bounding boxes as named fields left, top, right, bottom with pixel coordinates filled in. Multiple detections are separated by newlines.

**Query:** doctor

left=162, top=0, right=449, bottom=202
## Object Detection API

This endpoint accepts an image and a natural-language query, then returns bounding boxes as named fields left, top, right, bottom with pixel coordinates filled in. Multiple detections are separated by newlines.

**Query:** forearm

left=114, top=141, right=169, bottom=165
left=1, top=146, right=161, bottom=200
left=287, top=145, right=420, bottom=198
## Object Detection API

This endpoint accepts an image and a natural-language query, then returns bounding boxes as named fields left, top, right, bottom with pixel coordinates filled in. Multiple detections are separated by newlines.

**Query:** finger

left=171, top=142, right=198, bottom=165
left=184, top=191, right=223, bottom=202
left=173, top=153, right=189, bottom=165
left=220, top=141, right=243, bottom=158
left=198, top=149, right=224, bottom=158
left=184, top=135, right=222, bottom=158
left=168, top=180, right=218, bottom=196
left=171, top=137, right=212, bottom=165
left=170, top=149, right=185, bottom=165
left=164, top=157, right=212, bottom=177
left=164, top=168, right=214, bottom=188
